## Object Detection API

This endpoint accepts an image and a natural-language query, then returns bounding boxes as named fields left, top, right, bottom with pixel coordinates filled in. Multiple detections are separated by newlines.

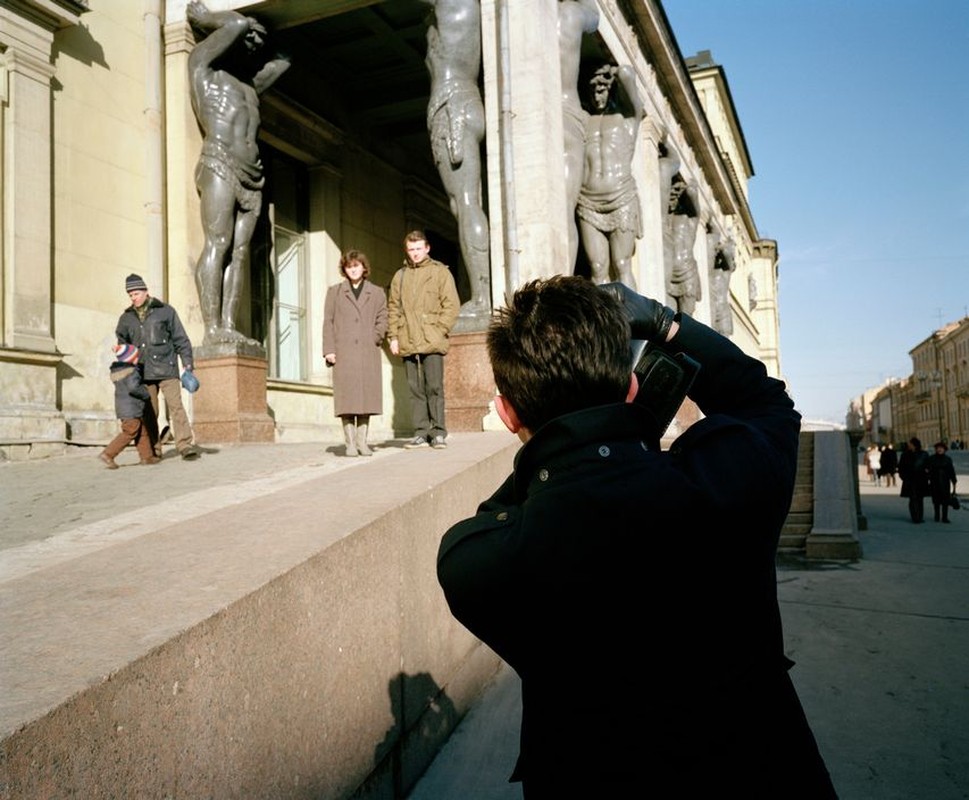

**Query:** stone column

left=447, top=1, right=575, bottom=433
left=0, top=4, right=84, bottom=454
left=2, top=47, right=56, bottom=353
left=162, top=16, right=203, bottom=328
left=637, top=117, right=667, bottom=300
left=483, top=0, right=571, bottom=290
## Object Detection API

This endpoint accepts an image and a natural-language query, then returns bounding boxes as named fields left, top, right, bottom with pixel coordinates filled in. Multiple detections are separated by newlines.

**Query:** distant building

left=857, top=317, right=969, bottom=448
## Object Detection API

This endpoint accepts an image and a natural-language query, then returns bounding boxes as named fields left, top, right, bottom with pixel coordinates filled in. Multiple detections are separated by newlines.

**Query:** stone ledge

left=0, top=433, right=519, bottom=798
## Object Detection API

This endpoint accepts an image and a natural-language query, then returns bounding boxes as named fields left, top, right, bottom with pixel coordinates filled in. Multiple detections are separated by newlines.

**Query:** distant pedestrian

left=868, top=445, right=882, bottom=485
left=323, top=249, right=388, bottom=457
left=879, top=443, right=898, bottom=487
left=897, top=437, right=929, bottom=523
left=99, top=344, right=159, bottom=469
left=926, top=441, right=957, bottom=523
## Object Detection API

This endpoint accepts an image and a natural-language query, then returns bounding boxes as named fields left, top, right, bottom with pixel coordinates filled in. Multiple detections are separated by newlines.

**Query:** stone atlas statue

left=577, top=62, right=646, bottom=289
left=420, top=0, right=492, bottom=322
left=187, top=0, right=290, bottom=348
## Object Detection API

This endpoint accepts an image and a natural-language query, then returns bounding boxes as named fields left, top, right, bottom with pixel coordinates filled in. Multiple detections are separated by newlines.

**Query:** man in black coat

left=437, top=276, right=836, bottom=798
left=898, top=437, right=929, bottom=523
left=926, top=440, right=957, bottom=523
left=116, top=274, right=200, bottom=460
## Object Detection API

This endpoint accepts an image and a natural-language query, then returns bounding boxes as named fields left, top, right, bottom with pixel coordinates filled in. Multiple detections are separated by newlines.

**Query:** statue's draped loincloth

left=428, top=81, right=483, bottom=166
left=576, top=176, right=643, bottom=236
left=668, top=260, right=701, bottom=298
left=669, top=242, right=701, bottom=300
left=195, top=140, right=265, bottom=212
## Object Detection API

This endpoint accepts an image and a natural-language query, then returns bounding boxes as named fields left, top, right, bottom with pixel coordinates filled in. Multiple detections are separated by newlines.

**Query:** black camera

left=630, top=339, right=700, bottom=438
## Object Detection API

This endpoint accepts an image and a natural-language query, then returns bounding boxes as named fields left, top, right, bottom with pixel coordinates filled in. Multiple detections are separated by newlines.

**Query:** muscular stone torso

left=196, top=70, right=262, bottom=172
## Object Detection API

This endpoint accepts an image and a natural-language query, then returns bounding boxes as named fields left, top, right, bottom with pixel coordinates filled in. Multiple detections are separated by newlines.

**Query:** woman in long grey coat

left=323, top=250, right=388, bottom=456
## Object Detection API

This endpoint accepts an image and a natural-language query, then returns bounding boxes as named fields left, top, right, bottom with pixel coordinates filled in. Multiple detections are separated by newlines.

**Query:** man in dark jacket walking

left=898, top=437, right=929, bottom=523
left=437, top=277, right=836, bottom=798
left=116, top=274, right=200, bottom=460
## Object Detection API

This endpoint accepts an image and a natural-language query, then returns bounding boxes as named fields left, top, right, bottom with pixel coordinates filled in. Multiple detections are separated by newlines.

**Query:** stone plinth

left=192, top=354, right=275, bottom=443
left=806, top=430, right=863, bottom=560
left=444, top=331, right=494, bottom=432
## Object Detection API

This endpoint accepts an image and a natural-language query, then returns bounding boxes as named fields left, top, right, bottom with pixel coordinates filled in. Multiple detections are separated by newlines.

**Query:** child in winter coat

left=99, top=343, right=159, bottom=469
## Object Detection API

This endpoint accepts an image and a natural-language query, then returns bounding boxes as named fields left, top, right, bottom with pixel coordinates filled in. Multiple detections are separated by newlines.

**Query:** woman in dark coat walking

left=323, top=250, right=388, bottom=456
left=926, top=441, right=957, bottom=523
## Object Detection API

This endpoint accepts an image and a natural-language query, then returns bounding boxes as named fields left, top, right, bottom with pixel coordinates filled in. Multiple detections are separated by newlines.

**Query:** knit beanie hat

left=113, top=343, right=139, bottom=364
left=125, top=273, right=148, bottom=292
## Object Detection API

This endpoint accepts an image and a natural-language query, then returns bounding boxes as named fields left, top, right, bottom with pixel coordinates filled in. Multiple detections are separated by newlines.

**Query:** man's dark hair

left=487, top=275, right=631, bottom=432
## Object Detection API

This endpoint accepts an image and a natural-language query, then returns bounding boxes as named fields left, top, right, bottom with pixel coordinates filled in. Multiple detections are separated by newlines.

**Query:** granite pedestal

left=444, top=330, right=494, bottom=433
left=192, top=350, right=275, bottom=443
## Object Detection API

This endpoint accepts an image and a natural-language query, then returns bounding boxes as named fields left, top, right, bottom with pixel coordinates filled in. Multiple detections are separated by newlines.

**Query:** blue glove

left=600, top=282, right=676, bottom=343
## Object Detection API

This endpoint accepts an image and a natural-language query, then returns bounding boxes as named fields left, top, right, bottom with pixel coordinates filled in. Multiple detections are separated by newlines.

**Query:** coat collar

left=511, top=403, right=661, bottom=501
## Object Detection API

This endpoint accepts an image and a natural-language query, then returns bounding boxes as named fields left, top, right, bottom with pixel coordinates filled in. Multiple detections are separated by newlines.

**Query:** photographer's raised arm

left=602, top=281, right=799, bottom=444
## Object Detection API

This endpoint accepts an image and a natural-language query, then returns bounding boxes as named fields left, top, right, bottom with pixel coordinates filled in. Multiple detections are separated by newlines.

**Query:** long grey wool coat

left=322, top=279, right=388, bottom=417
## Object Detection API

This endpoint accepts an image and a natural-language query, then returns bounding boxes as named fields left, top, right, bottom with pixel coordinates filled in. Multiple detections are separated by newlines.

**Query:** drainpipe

left=496, top=0, right=519, bottom=300
left=143, top=0, right=165, bottom=294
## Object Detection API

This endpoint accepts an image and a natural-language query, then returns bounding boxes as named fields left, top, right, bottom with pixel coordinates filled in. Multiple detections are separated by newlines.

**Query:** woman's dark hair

left=340, top=249, right=371, bottom=279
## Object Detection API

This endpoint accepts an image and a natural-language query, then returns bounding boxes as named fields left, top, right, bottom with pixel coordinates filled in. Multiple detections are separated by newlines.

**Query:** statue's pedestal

left=192, top=352, right=274, bottom=444
left=444, top=330, right=494, bottom=432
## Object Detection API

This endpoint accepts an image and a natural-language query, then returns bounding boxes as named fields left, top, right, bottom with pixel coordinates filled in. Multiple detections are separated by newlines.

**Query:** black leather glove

left=600, top=282, right=676, bottom=343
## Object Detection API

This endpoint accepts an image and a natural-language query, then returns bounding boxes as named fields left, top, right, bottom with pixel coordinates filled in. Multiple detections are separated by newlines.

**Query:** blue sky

left=662, top=0, right=969, bottom=424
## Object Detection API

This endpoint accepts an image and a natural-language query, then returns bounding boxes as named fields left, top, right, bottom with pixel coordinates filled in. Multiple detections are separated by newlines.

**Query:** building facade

left=0, top=0, right=783, bottom=459
left=857, top=317, right=969, bottom=449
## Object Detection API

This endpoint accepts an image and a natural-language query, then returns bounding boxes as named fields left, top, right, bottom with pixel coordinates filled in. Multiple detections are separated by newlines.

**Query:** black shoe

left=180, top=445, right=201, bottom=461
left=404, top=436, right=429, bottom=449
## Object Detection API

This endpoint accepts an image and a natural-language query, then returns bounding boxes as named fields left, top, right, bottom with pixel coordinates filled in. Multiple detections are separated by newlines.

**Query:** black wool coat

left=437, top=314, right=837, bottom=798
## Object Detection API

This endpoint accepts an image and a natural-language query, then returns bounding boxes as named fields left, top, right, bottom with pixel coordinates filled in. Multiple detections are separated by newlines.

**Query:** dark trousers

left=404, top=353, right=446, bottom=439
left=931, top=489, right=951, bottom=522
left=909, top=492, right=925, bottom=522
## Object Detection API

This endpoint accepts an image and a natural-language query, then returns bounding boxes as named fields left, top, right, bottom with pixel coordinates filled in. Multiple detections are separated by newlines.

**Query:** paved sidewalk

left=1, top=440, right=371, bottom=554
